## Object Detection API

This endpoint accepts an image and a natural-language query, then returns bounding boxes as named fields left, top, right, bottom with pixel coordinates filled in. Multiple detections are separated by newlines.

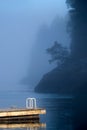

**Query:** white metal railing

left=26, top=98, right=37, bottom=109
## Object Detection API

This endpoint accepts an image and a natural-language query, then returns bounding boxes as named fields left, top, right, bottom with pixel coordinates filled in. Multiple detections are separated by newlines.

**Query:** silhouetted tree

left=66, top=0, right=87, bottom=59
left=66, top=1, right=87, bottom=129
left=46, top=41, right=69, bottom=66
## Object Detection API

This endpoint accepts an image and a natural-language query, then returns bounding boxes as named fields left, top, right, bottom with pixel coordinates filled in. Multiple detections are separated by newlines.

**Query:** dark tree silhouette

left=66, top=0, right=87, bottom=59
left=66, top=1, right=87, bottom=129
left=46, top=41, right=69, bottom=66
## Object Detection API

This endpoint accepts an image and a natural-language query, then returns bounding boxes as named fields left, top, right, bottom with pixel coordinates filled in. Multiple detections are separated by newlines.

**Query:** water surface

left=0, top=89, right=72, bottom=130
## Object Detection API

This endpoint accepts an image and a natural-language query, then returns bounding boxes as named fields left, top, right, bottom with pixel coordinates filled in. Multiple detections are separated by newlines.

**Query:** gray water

left=0, top=89, right=72, bottom=130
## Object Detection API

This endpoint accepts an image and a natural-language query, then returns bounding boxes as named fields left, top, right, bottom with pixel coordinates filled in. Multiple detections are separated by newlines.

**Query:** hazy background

left=0, top=0, right=69, bottom=90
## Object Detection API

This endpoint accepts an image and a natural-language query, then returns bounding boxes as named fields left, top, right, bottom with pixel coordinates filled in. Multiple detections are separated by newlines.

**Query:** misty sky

left=0, top=0, right=68, bottom=90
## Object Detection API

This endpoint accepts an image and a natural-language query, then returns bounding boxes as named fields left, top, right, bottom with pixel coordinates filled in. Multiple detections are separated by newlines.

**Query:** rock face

left=35, top=58, right=87, bottom=94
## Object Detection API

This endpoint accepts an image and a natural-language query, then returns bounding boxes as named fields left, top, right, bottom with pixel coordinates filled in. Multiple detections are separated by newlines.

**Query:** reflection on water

left=0, top=123, right=46, bottom=130
left=0, top=90, right=72, bottom=130
left=39, top=98, right=72, bottom=130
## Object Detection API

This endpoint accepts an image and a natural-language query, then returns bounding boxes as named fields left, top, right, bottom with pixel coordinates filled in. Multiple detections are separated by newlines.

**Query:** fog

left=0, top=0, right=68, bottom=90
left=26, top=16, right=70, bottom=88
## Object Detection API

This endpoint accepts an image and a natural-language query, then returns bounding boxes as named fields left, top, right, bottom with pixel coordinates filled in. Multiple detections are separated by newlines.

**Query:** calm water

left=0, top=89, right=73, bottom=130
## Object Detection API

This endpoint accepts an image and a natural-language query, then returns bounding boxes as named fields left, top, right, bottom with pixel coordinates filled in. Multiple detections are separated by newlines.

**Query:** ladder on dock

left=26, top=98, right=37, bottom=109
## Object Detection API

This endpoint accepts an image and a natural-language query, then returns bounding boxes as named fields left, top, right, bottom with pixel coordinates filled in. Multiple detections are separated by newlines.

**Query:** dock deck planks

left=0, top=108, right=46, bottom=118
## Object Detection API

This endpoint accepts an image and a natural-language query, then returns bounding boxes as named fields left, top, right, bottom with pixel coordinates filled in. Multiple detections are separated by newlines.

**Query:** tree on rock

left=46, top=41, right=69, bottom=66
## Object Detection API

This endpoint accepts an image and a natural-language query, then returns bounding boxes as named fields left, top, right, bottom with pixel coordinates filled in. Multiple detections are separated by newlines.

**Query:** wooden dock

left=0, top=98, right=46, bottom=123
left=0, top=108, right=46, bottom=123
left=0, top=108, right=46, bottom=117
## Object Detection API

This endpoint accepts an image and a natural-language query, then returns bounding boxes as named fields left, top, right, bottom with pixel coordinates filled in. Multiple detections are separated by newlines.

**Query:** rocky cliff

left=35, top=58, right=87, bottom=94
